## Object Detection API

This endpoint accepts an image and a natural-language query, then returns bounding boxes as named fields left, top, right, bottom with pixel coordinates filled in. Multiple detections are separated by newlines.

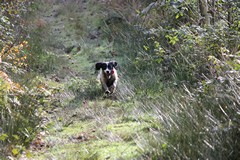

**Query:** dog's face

left=95, top=61, right=117, bottom=76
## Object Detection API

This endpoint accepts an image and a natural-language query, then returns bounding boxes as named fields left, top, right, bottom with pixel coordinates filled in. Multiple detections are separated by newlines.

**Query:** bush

left=0, top=0, right=61, bottom=157
left=102, top=0, right=240, bottom=159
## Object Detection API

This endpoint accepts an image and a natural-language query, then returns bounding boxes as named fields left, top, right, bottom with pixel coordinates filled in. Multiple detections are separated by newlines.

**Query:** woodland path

left=21, top=0, right=145, bottom=159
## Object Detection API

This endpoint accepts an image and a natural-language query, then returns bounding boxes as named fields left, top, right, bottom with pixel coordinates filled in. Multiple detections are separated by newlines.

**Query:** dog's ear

left=95, top=62, right=102, bottom=70
left=112, top=61, right=118, bottom=68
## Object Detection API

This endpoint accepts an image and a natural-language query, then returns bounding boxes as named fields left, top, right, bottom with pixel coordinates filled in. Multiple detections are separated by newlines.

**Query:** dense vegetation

left=0, top=0, right=239, bottom=159
left=0, top=0, right=61, bottom=158
left=106, top=0, right=240, bottom=159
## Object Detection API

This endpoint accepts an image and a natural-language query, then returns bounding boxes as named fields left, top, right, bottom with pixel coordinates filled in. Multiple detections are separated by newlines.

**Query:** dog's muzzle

left=106, top=70, right=114, bottom=79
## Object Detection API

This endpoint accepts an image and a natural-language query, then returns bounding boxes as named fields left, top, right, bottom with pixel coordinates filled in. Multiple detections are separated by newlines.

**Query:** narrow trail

left=21, top=1, right=147, bottom=159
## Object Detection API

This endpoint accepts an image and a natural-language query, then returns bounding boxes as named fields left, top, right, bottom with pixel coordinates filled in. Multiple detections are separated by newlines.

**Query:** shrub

left=0, top=0, right=61, bottom=157
left=102, top=0, right=240, bottom=159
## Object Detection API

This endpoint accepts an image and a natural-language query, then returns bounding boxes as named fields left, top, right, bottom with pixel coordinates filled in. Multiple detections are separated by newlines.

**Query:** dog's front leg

left=109, top=79, right=118, bottom=93
left=102, top=82, right=110, bottom=94
left=109, top=85, right=115, bottom=93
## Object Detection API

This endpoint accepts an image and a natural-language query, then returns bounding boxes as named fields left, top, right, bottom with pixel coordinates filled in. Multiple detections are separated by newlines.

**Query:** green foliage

left=103, top=0, right=240, bottom=159
left=0, top=75, right=60, bottom=156
left=0, top=0, right=63, bottom=158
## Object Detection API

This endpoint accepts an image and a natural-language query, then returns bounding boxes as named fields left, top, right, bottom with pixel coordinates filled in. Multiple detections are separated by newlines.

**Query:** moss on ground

left=31, top=118, right=146, bottom=159
left=106, top=122, right=147, bottom=141
left=34, top=140, right=140, bottom=160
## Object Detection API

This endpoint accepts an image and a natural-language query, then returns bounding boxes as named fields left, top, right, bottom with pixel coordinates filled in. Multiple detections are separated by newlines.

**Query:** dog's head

left=95, top=61, right=118, bottom=76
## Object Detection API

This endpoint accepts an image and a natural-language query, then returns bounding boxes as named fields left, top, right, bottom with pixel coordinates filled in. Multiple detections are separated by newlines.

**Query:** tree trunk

left=211, top=0, right=216, bottom=25
left=227, top=2, right=233, bottom=27
left=199, top=0, right=210, bottom=26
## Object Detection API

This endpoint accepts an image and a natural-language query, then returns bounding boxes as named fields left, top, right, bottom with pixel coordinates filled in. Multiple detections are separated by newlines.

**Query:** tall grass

left=100, top=1, right=240, bottom=159
left=131, top=81, right=240, bottom=159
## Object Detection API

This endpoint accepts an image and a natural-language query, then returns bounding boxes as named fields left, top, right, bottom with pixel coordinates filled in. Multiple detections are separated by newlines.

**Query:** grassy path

left=21, top=1, right=149, bottom=159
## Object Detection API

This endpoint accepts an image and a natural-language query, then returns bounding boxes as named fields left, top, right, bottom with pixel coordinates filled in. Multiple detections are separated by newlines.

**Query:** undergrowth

left=0, top=0, right=64, bottom=158
left=101, top=0, right=240, bottom=159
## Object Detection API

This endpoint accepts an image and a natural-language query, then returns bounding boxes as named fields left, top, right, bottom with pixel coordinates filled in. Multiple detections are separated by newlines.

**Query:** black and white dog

left=95, top=61, right=118, bottom=94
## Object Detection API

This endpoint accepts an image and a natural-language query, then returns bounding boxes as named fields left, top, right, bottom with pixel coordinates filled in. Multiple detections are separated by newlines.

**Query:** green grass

left=34, top=140, right=140, bottom=160
left=106, top=121, right=148, bottom=141
left=30, top=105, right=148, bottom=160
